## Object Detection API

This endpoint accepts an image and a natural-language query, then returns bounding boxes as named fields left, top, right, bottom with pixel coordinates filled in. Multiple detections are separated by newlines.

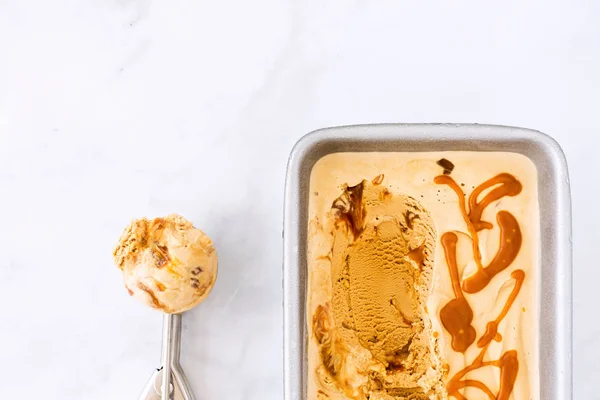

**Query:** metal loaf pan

left=283, top=124, right=572, bottom=400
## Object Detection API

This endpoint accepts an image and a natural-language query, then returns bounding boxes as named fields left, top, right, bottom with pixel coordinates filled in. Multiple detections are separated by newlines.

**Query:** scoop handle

left=138, top=313, right=195, bottom=400
left=160, top=314, right=176, bottom=400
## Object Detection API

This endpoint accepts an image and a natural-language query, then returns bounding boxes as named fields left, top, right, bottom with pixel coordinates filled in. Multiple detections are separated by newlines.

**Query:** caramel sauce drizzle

left=477, top=269, right=525, bottom=348
left=434, top=174, right=522, bottom=293
left=136, top=282, right=167, bottom=311
left=407, top=243, right=426, bottom=269
left=439, top=232, right=476, bottom=353
left=435, top=172, right=525, bottom=399
left=331, top=182, right=366, bottom=239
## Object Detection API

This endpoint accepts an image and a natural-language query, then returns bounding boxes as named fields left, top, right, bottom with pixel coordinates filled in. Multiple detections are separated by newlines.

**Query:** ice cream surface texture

left=113, top=214, right=217, bottom=314
left=307, top=152, right=539, bottom=400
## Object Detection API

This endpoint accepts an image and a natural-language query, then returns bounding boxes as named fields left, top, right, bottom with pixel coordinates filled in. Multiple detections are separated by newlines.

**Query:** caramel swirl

left=331, top=181, right=366, bottom=239
left=468, top=173, right=522, bottom=231
left=477, top=270, right=525, bottom=348
left=434, top=174, right=523, bottom=294
left=439, top=232, right=476, bottom=353
left=436, top=172, right=525, bottom=399
left=462, top=211, right=522, bottom=293
left=447, top=348, right=519, bottom=400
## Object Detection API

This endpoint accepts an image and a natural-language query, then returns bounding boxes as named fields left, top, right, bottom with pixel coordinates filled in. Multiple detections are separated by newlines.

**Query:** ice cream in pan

left=113, top=214, right=218, bottom=399
left=307, top=152, right=538, bottom=399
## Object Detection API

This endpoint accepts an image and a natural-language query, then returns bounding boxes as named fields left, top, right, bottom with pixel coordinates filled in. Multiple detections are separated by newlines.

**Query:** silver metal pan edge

left=283, top=123, right=572, bottom=400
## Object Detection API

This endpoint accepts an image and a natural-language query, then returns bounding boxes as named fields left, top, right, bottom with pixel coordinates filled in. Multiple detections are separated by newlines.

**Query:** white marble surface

left=0, top=1, right=597, bottom=399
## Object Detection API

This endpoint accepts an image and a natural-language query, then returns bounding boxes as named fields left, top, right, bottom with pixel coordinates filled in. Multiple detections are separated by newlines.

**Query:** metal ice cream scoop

left=138, top=314, right=195, bottom=400
left=113, top=215, right=218, bottom=400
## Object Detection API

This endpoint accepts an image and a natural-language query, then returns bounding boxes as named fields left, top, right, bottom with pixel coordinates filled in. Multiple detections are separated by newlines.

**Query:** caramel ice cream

left=113, top=214, right=217, bottom=314
left=307, top=152, right=539, bottom=400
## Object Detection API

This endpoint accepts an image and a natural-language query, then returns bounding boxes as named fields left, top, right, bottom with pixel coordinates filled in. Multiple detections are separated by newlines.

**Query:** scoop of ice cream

left=113, top=214, right=217, bottom=314
left=312, top=180, right=446, bottom=398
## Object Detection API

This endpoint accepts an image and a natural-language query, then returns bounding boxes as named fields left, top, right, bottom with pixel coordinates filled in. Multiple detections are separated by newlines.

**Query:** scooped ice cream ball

left=113, top=214, right=218, bottom=314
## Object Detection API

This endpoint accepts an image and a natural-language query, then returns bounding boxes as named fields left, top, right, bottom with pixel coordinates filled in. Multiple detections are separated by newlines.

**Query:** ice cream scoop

left=113, top=214, right=218, bottom=400
left=113, top=213, right=218, bottom=314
